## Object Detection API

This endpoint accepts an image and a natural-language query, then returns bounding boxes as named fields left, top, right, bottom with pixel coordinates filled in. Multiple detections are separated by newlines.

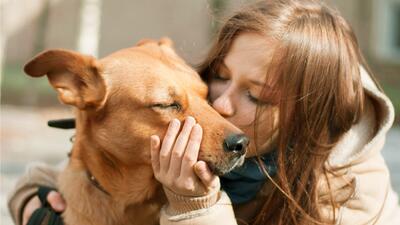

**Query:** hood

left=328, top=66, right=395, bottom=166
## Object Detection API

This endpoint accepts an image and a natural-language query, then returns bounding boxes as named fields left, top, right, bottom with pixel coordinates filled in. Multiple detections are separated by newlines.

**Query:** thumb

left=47, top=191, right=66, bottom=212
left=194, top=161, right=220, bottom=190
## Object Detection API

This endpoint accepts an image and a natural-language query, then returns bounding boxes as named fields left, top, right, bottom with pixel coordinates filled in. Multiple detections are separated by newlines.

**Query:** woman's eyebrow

left=221, top=61, right=268, bottom=87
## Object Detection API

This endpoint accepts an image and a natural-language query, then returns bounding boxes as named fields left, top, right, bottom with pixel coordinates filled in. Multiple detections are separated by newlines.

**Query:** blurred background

left=1, top=0, right=399, bottom=224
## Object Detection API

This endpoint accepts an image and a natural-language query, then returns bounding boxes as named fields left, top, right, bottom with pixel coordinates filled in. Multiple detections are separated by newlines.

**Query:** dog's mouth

left=205, top=152, right=247, bottom=176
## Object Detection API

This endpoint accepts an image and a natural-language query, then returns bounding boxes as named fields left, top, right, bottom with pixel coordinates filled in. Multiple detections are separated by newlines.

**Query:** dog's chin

left=207, top=153, right=246, bottom=176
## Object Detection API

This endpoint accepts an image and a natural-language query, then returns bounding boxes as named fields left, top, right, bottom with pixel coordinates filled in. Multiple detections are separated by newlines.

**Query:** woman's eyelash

left=246, top=91, right=267, bottom=105
left=247, top=91, right=259, bottom=103
left=212, top=73, right=270, bottom=105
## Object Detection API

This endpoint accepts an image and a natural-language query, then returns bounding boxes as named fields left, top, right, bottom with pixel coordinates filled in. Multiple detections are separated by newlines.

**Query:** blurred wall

left=3, top=0, right=81, bottom=64
left=3, top=0, right=213, bottom=65
left=99, top=0, right=212, bottom=63
left=4, top=0, right=400, bottom=64
left=331, top=0, right=400, bottom=70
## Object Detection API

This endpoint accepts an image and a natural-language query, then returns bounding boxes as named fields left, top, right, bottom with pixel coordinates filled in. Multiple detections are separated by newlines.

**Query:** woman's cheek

left=256, top=106, right=279, bottom=142
left=237, top=95, right=257, bottom=121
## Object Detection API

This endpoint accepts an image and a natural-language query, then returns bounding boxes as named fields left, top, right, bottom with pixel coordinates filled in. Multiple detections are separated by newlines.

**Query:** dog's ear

left=24, top=49, right=107, bottom=110
left=158, top=37, right=174, bottom=47
left=157, top=37, right=186, bottom=63
left=135, top=37, right=174, bottom=47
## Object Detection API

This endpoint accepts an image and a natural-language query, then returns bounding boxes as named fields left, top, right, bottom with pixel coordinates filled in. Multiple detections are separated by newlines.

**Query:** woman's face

left=209, top=32, right=279, bottom=157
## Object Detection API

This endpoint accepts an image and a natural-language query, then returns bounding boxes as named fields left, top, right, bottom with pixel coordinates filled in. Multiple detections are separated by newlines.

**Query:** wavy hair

left=198, top=0, right=377, bottom=224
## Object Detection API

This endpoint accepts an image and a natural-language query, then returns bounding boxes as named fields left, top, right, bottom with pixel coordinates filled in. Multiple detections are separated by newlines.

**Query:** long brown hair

left=198, top=0, right=372, bottom=224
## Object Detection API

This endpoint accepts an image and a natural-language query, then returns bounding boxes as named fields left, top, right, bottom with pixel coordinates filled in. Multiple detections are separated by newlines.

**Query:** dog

left=24, top=38, right=249, bottom=225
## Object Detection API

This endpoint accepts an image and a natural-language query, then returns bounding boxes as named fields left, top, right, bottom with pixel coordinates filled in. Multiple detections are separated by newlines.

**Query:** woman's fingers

left=150, top=135, right=161, bottom=174
left=168, top=117, right=196, bottom=176
left=194, top=161, right=219, bottom=190
left=159, top=119, right=181, bottom=172
left=152, top=117, right=217, bottom=196
left=180, top=124, right=202, bottom=177
left=47, top=191, right=66, bottom=212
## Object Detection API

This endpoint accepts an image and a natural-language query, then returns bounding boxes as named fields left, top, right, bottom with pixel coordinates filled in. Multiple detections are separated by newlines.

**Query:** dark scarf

left=220, top=150, right=277, bottom=204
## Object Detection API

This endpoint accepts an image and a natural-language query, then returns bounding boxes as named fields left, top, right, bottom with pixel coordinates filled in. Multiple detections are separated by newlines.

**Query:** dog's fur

left=24, top=38, right=246, bottom=225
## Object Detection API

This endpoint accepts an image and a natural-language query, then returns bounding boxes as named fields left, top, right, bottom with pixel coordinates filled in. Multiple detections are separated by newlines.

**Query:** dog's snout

left=223, top=134, right=249, bottom=154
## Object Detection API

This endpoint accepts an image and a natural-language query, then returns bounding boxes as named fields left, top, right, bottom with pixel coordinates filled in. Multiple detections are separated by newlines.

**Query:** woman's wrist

left=163, top=182, right=221, bottom=215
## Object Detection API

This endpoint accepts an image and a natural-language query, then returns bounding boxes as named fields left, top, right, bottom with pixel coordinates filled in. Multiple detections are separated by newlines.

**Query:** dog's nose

left=223, top=134, right=249, bottom=154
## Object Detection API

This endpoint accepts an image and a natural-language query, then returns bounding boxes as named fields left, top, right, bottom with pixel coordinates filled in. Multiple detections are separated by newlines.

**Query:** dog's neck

left=67, top=139, right=111, bottom=196
left=59, top=157, right=165, bottom=225
left=61, top=142, right=166, bottom=225
left=58, top=112, right=166, bottom=225
left=70, top=134, right=163, bottom=203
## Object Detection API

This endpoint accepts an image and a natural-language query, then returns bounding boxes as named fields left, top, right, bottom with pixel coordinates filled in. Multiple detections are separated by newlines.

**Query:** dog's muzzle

left=223, top=134, right=249, bottom=155
left=207, top=133, right=249, bottom=176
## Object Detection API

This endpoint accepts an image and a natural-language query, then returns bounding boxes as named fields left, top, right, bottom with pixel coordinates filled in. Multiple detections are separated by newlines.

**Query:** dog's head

left=24, top=38, right=248, bottom=198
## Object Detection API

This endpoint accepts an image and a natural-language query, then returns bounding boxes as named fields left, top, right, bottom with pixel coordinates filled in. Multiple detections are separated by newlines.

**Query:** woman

left=10, top=0, right=400, bottom=224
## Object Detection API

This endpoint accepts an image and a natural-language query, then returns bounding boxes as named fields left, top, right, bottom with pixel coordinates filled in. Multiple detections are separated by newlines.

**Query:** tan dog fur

left=24, top=38, right=246, bottom=225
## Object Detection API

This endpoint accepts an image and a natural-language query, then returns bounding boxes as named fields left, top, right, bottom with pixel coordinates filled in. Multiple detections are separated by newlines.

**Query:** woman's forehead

left=222, top=33, right=276, bottom=82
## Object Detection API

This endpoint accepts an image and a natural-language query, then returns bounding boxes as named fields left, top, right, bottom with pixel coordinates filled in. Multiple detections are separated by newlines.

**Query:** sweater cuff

left=163, top=184, right=221, bottom=215
left=10, top=186, right=39, bottom=225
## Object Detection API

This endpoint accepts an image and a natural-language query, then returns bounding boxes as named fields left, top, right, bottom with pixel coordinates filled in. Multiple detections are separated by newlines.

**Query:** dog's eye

left=151, top=102, right=182, bottom=111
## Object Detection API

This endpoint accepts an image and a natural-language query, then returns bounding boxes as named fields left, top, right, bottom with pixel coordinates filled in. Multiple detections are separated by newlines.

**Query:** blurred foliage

left=382, top=83, right=400, bottom=123
left=209, top=0, right=228, bottom=36
left=1, top=64, right=59, bottom=106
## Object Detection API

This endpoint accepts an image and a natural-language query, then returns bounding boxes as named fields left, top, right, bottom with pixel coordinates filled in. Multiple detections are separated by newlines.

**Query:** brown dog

left=24, top=38, right=248, bottom=225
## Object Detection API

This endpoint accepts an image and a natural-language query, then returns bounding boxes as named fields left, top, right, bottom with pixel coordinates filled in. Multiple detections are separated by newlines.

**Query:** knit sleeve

left=160, top=189, right=238, bottom=225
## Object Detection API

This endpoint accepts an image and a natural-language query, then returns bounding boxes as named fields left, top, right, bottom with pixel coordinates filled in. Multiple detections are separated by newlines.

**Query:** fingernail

left=172, top=118, right=180, bottom=127
left=186, top=116, right=195, bottom=124
left=194, top=124, right=202, bottom=131
left=55, top=203, right=65, bottom=210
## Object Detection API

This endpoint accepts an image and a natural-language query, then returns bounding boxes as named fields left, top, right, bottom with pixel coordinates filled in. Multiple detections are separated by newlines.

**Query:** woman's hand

left=150, top=116, right=219, bottom=197
left=22, top=191, right=66, bottom=225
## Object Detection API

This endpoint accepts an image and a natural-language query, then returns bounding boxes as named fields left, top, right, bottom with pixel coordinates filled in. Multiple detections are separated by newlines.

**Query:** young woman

left=10, top=0, right=400, bottom=224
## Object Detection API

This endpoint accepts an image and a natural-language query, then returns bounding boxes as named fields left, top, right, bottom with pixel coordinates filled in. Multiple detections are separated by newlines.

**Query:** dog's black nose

left=223, top=134, right=249, bottom=154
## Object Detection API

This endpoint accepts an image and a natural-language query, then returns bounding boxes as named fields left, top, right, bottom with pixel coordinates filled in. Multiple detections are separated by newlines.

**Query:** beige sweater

left=8, top=67, right=400, bottom=225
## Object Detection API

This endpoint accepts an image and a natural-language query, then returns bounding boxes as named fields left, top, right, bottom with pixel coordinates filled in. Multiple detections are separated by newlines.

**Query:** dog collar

left=86, top=170, right=110, bottom=196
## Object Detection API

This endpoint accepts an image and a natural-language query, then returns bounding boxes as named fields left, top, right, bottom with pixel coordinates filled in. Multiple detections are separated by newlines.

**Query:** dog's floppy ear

left=136, top=37, right=174, bottom=48
left=158, top=37, right=174, bottom=47
left=157, top=37, right=186, bottom=64
left=24, top=49, right=107, bottom=110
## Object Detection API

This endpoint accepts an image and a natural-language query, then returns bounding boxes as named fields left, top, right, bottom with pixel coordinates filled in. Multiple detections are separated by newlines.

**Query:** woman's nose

left=212, top=93, right=235, bottom=117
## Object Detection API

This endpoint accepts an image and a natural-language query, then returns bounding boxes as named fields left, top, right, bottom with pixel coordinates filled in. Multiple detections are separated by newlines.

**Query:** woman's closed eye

left=246, top=90, right=270, bottom=106
left=212, top=73, right=271, bottom=106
